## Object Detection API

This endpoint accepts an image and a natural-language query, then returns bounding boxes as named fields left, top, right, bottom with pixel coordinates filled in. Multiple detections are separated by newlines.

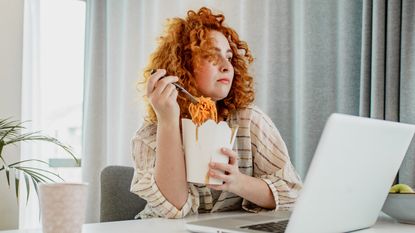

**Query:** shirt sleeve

left=129, top=132, right=200, bottom=219
left=242, top=109, right=303, bottom=213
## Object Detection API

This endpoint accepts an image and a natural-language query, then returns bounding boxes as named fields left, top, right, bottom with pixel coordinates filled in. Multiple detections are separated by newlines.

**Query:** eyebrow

left=213, top=47, right=233, bottom=55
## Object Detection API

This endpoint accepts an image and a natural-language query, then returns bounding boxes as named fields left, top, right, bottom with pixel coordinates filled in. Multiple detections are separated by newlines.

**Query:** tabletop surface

left=2, top=211, right=415, bottom=233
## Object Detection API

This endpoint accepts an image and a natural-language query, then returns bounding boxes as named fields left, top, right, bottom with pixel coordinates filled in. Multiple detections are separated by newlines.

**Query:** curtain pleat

left=384, top=0, right=401, bottom=122
left=398, top=0, right=415, bottom=186
left=369, top=0, right=386, bottom=119
left=360, top=0, right=373, bottom=117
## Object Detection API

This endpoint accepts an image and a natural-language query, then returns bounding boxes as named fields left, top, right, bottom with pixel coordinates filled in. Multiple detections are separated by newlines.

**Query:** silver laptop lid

left=286, top=113, right=415, bottom=233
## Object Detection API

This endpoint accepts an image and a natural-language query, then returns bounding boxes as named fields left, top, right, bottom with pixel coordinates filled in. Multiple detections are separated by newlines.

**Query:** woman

left=130, top=7, right=302, bottom=219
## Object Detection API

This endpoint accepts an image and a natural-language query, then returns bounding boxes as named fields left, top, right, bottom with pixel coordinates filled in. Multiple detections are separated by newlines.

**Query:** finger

left=147, top=69, right=166, bottom=96
left=170, top=87, right=178, bottom=99
left=210, top=162, right=232, bottom=173
left=146, top=69, right=167, bottom=96
left=206, top=184, right=225, bottom=190
left=159, top=84, right=177, bottom=101
left=221, top=148, right=238, bottom=165
left=209, top=169, right=230, bottom=183
left=153, top=76, right=179, bottom=96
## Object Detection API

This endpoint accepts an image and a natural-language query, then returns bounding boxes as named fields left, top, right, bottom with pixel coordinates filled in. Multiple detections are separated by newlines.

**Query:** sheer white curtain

left=20, top=0, right=42, bottom=229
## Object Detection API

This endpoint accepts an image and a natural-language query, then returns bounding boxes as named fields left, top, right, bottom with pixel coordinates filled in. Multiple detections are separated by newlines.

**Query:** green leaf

left=24, top=173, right=30, bottom=204
left=0, top=117, right=79, bottom=166
left=0, top=118, right=25, bottom=130
left=24, top=170, right=50, bottom=183
left=14, top=166, right=63, bottom=182
left=8, top=159, right=50, bottom=167
left=0, top=139, right=4, bottom=157
left=0, top=153, right=7, bottom=166
left=15, top=167, right=47, bottom=183
left=22, top=168, right=59, bottom=184
left=5, top=167, right=10, bottom=187
left=30, top=176, right=42, bottom=221
left=0, top=121, right=25, bottom=142
left=31, top=176, right=39, bottom=199
left=30, top=173, right=43, bottom=185
left=15, top=177, right=19, bottom=203
left=4, top=133, right=79, bottom=166
left=0, top=118, right=79, bottom=206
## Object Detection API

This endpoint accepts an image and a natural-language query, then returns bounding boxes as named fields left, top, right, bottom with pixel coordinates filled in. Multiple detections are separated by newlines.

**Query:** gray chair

left=100, top=165, right=147, bottom=222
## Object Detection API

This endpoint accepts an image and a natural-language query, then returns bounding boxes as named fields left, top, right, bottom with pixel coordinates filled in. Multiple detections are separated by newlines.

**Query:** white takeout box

left=182, top=119, right=238, bottom=185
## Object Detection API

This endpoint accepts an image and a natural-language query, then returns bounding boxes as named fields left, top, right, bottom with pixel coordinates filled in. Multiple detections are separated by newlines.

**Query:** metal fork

left=150, top=69, right=199, bottom=104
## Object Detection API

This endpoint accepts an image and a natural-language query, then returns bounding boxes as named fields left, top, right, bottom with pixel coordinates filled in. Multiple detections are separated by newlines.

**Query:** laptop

left=185, top=113, right=415, bottom=233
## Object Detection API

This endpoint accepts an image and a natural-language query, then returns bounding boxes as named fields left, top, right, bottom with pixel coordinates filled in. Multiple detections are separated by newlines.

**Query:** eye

left=227, top=57, right=232, bottom=62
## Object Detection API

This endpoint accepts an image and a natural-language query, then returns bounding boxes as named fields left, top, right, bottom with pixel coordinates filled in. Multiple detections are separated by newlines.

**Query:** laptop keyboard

left=240, top=220, right=289, bottom=233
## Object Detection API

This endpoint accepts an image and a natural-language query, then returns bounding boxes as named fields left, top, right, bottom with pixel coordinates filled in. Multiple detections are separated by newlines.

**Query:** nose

left=220, top=66, right=229, bottom=73
left=219, top=57, right=231, bottom=73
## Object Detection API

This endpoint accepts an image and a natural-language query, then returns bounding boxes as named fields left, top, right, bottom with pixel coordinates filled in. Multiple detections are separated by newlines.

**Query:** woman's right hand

left=147, top=69, right=180, bottom=124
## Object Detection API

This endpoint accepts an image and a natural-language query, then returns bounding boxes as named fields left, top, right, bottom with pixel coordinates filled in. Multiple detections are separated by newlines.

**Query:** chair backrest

left=100, top=165, right=147, bottom=222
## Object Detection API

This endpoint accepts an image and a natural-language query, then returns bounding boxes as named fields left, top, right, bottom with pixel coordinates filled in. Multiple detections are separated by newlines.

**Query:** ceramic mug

left=39, top=182, right=88, bottom=233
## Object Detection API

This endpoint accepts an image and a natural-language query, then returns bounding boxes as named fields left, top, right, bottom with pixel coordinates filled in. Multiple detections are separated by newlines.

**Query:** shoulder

left=233, top=104, right=268, bottom=117
left=233, top=105, right=275, bottom=129
left=235, top=106, right=289, bottom=158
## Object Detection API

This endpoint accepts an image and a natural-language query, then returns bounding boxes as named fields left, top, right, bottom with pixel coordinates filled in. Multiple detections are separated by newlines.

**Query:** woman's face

left=193, top=30, right=234, bottom=101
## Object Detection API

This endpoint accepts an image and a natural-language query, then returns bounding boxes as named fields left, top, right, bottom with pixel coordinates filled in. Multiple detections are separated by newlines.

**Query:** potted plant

left=0, top=117, right=79, bottom=203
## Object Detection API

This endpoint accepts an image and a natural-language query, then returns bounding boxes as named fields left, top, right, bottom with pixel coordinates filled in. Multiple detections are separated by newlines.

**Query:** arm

left=130, top=69, right=198, bottom=218
left=245, top=108, right=303, bottom=211
left=207, top=107, right=302, bottom=211
left=238, top=172, right=276, bottom=209
left=154, top=120, right=188, bottom=209
left=208, top=148, right=276, bottom=209
left=147, top=69, right=188, bottom=209
left=130, top=131, right=199, bottom=218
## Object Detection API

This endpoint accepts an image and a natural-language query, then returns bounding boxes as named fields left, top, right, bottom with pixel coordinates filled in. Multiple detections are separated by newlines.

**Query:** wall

left=0, top=0, right=24, bottom=230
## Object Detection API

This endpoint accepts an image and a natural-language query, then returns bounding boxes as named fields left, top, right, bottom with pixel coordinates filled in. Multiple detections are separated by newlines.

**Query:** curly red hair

left=140, top=7, right=255, bottom=123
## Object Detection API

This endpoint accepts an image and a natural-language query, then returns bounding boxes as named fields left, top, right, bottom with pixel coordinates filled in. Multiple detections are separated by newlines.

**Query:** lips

left=217, top=78, right=230, bottom=84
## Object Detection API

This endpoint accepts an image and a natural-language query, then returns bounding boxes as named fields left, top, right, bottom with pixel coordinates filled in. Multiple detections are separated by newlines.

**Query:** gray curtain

left=255, top=0, right=363, bottom=178
left=358, top=0, right=415, bottom=184
left=254, top=0, right=415, bottom=181
left=399, top=1, right=415, bottom=185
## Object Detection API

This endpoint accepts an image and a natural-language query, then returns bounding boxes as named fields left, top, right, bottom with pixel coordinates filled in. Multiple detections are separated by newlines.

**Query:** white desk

left=2, top=212, right=414, bottom=233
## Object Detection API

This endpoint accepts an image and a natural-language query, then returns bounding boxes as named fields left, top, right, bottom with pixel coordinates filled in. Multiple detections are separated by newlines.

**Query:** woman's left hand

left=207, top=148, right=245, bottom=194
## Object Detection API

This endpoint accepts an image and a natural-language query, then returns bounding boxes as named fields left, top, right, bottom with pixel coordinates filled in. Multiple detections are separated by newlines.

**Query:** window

left=38, top=0, right=85, bottom=181
left=20, top=0, right=86, bottom=229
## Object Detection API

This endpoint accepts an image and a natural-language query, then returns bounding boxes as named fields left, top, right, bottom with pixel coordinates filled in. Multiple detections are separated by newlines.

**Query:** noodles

left=188, top=96, right=217, bottom=126
left=187, top=96, right=220, bottom=184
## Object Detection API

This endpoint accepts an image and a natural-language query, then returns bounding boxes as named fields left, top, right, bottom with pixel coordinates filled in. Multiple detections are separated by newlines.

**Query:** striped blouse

left=130, top=105, right=303, bottom=219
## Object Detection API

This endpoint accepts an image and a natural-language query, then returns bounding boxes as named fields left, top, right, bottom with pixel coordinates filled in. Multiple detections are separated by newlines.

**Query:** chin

left=211, top=94, right=229, bottom=101
left=200, top=89, right=230, bottom=101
